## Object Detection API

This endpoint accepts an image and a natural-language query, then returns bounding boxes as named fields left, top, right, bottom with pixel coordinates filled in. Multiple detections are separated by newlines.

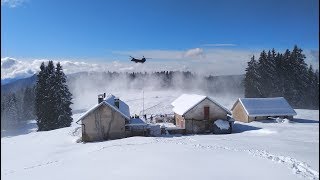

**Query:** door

left=204, top=107, right=209, bottom=120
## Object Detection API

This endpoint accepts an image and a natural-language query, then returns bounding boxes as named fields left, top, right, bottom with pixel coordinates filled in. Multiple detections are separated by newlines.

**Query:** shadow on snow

left=1, top=120, right=38, bottom=138
left=231, top=123, right=262, bottom=134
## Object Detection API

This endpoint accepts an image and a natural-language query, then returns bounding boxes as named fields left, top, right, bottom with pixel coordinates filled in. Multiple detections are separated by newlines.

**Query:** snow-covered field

left=1, top=91, right=319, bottom=180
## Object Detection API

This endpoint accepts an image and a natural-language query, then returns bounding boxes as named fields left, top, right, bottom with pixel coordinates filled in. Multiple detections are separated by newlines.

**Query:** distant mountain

left=1, top=74, right=37, bottom=94
left=1, top=77, right=21, bottom=85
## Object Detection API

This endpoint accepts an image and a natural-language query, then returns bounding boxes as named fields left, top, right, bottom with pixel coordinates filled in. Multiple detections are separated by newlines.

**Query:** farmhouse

left=171, top=94, right=232, bottom=134
left=231, top=97, right=297, bottom=123
left=76, top=93, right=130, bottom=142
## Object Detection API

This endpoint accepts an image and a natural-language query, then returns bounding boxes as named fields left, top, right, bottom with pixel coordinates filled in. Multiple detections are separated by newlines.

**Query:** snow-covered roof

left=104, top=94, right=130, bottom=118
left=76, top=94, right=130, bottom=123
left=171, top=94, right=231, bottom=115
left=231, top=97, right=297, bottom=117
left=126, top=118, right=147, bottom=126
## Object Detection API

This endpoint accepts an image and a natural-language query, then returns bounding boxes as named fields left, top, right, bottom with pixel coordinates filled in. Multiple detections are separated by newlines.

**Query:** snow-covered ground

left=1, top=91, right=319, bottom=180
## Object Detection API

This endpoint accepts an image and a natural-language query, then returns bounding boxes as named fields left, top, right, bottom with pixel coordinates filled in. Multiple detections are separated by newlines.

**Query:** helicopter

left=130, top=56, right=151, bottom=63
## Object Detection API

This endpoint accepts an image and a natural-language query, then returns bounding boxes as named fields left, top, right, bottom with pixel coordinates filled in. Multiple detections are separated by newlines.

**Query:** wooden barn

left=76, top=93, right=131, bottom=142
left=171, top=94, right=232, bottom=134
left=231, top=97, right=297, bottom=123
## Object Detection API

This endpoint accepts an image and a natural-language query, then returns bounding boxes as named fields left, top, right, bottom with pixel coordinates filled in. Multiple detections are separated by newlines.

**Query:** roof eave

left=76, top=101, right=130, bottom=123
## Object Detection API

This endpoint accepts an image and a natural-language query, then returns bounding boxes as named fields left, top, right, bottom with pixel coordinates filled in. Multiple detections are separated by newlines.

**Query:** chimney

left=114, top=97, right=119, bottom=108
left=98, top=94, right=104, bottom=104
left=103, top=93, right=106, bottom=98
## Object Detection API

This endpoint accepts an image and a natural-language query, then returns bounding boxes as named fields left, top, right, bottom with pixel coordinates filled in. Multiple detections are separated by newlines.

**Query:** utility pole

left=142, top=90, right=144, bottom=119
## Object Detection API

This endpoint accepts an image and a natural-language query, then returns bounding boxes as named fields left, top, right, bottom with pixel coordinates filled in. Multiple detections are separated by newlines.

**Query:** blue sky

left=0, top=0, right=319, bottom=79
left=1, top=0, right=318, bottom=60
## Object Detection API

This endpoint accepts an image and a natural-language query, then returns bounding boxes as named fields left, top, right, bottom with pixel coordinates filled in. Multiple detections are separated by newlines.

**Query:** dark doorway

left=204, top=107, right=209, bottom=120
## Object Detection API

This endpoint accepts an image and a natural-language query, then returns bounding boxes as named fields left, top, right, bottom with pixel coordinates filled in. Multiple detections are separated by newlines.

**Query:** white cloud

left=1, top=0, right=26, bottom=8
left=1, top=48, right=318, bottom=80
left=113, top=48, right=205, bottom=60
left=304, top=50, right=319, bottom=69
left=184, top=48, right=205, bottom=58
left=112, top=49, right=184, bottom=60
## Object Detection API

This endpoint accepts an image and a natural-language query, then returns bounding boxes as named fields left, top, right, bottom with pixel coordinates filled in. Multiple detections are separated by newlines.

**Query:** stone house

left=171, top=94, right=232, bottom=134
left=76, top=94, right=130, bottom=142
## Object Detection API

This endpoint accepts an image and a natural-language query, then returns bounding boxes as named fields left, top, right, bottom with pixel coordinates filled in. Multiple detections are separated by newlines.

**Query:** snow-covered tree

left=22, top=87, right=36, bottom=120
left=243, top=46, right=318, bottom=109
left=35, top=61, right=73, bottom=131
left=244, top=55, right=261, bottom=97
left=257, top=50, right=276, bottom=97
left=53, top=62, right=73, bottom=128
left=4, top=93, right=19, bottom=129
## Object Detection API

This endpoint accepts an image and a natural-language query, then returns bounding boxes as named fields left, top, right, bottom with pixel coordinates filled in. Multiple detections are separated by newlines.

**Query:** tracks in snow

left=154, top=136, right=319, bottom=180
left=2, top=160, right=59, bottom=176
left=3, top=136, right=318, bottom=180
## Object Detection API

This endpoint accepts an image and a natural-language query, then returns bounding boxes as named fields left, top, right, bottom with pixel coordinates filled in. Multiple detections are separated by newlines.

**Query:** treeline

left=1, top=87, right=36, bottom=129
left=244, top=45, right=319, bottom=109
left=1, top=61, right=73, bottom=131
left=69, top=70, right=243, bottom=94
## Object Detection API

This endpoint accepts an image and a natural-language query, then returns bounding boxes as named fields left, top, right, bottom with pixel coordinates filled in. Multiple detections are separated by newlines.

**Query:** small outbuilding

left=76, top=94, right=130, bottom=142
left=171, top=94, right=232, bottom=134
left=125, top=117, right=149, bottom=137
left=231, top=97, right=297, bottom=123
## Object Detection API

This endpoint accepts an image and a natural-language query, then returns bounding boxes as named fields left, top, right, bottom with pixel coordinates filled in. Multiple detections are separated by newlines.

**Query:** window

left=125, top=126, right=130, bottom=131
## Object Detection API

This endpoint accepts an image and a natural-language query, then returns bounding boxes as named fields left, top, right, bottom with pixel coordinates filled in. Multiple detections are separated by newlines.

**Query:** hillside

left=1, top=90, right=319, bottom=180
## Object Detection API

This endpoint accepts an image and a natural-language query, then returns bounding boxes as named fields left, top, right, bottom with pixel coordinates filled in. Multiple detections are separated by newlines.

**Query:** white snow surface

left=234, top=97, right=297, bottom=117
left=171, top=93, right=231, bottom=115
left=171, top=94, right=206, bottom=115
left=214, top=119, right=230, bottom=130
left=1, top=91, right=319, bottom=180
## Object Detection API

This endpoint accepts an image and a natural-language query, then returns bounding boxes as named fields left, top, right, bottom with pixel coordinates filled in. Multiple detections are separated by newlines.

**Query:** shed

left=171, top=94, right=231, bottom=134
left=125, top=118, right=148, bottom=137
left=76, top=94, right=130, bottom=142
left=231, top=97, right=297, bottom=123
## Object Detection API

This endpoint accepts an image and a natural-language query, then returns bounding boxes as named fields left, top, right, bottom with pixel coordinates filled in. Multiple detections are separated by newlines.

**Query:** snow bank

left=275, top=117, right=291, bottom=123
left=214, top=119, right=230, bottom=130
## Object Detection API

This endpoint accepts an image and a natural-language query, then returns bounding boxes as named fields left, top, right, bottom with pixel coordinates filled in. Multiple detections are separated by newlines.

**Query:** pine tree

left=304, top=65, right=316, bottom=108
left=257, top=50, right=276, bottom=97
left=281, top=49, right=295, bottom=104
left=53, top=62, right=73, bottom=128
left=244, top=55, right=261, bottom=97
left=4, top=93, right=19, bottom=129
left=35, top=62, right=48, bottom=131
left=22, top=87, right=36, bottom=120
left=290, top=45, right=308, bottom=107
left=314, top=70, right=319, bottom=109
left=274, top=52, right=285, bottom=96
left=1, top=93, right=5, bottom=130
left=35, top=61, right=73, bottom=131
left=243, top=46, right=318, bottom=109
